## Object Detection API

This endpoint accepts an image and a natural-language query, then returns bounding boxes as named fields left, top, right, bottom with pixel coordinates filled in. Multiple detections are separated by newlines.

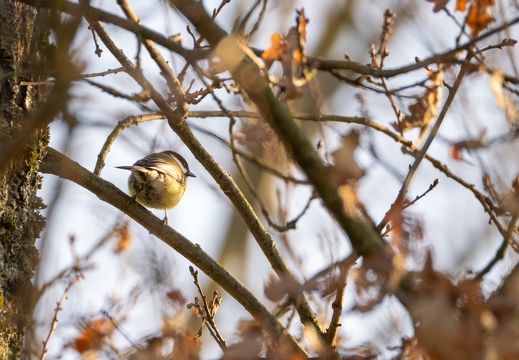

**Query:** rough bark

left=0, top=1, right=49, bottom=358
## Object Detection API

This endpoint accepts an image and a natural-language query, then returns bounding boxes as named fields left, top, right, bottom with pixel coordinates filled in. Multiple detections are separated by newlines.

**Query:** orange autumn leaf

left=288, top=8, right=309, bottom=68
left=392, top=69, right=443, bottom=139
left=261, top=33, right=287, bottom=69
left=456, top=0, right=469, bottom=11
left=72, top=319, right=114, bottom=354
left=457, top=0, right=494, bottom=11
left=467, top=0, right=494, bottom=37
left=450, top=144, right=464, bottom=161
left=262, top=8, right=309, bottom=100
left=113, top=222, right=131, bottom=254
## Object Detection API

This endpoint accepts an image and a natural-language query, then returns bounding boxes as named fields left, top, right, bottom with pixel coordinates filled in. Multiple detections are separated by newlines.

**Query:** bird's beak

left=186, top=170, right=196, bottom=178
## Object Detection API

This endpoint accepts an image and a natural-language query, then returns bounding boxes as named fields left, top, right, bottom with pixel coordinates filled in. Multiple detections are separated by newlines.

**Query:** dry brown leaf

left=449, top=133, right=487, bottom=161
left=129, top=337, right=164, bottom=360
left=233, top=117, right=281, bottom=157
left=489, top=69, right=517, bottom=122
left=426, top=0, right=450, bottom=13
left=166, top=289, right=186, bottom=305
left=338, top=183, right=362, bottom=220
left=467, top=0, right=495, bottom=37
left=329, top=130, right=365, bottom=184
left=280, top=9, right=309, bottom=100
left=392, top=69, right=443, bottom=140
left=501, top=175, right=519, bottom=215
left=264, top=275, right=317, bottom=302
left=410, top=255, right=485, bottom=359
left=405, top=253, right=519, bottom=359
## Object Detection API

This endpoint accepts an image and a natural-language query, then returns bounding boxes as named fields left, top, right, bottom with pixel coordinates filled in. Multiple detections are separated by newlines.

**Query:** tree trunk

left=0, top=1, right=49, bottom=358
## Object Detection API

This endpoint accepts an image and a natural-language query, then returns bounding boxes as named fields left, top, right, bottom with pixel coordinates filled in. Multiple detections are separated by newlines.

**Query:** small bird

left=116, top=150, right=196, bottom=224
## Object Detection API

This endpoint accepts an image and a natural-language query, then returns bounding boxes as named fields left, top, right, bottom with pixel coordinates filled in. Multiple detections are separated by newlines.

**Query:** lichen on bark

left=0, top=1, right=50, bottom=358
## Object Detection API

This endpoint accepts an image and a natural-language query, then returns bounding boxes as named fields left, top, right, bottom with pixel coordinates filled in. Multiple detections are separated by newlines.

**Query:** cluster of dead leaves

left=261, top=8, right=309, bottom=100
left=404, top=254, right=519, bottom=360
left=392, top=69, right=443, bottom=143
left=427, top=0, right=494, bottom=37
left=352, top=251, right=519, bottom=359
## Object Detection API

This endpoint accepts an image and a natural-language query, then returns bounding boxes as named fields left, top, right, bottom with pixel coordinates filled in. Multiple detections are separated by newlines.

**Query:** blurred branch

left=170, top=0, right=387, bottom=260
left=476, top=213, right=519, bottom=280
left=39, top=147, right=308, bottom=357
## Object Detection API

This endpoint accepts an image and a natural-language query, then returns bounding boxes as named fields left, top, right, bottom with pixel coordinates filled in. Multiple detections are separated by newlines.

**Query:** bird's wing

left=134, top=155, right=183, bottom=183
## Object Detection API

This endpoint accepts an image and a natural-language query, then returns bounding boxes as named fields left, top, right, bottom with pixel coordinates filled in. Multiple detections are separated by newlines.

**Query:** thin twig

left=476, top=213, right=519, bottom=280
left=101, top=310, right=137, bottom=349
left=94, top=114, right=166, bottom=175
left=379, top=179, right=440, bottom=233
left=389, top=49, right=475, bottom=230
left=88, top=25, right=103, bottom=57
left=40, top=275, right=84, bottom=360
left=83, top=78, right=151, bottom=103
left=117, top=0, right=186, bottom=102
left=82, top=67, right=127, bottom=78
left=189, top=123, right=309, bottom=185
left=188, top=267, right=227, bottom=349
left=324, top=253, right=357, bottom=346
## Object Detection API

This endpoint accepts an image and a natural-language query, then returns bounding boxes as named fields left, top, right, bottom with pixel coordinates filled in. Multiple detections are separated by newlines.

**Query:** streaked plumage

left=117, top=151, right=195, bottom=223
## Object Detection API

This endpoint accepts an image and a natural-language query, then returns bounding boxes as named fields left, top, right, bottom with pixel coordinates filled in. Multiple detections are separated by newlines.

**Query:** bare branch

left=40, top=275, right=84, bottom=360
